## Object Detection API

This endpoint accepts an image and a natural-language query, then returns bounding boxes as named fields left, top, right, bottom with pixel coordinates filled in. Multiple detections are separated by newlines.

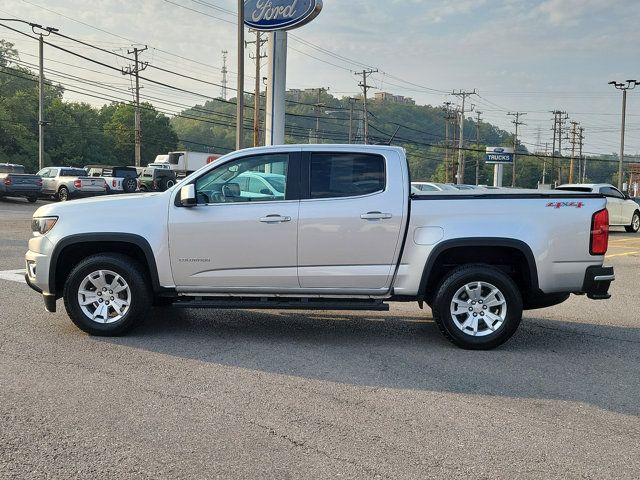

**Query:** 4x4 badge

left=546, top=201, right=584, bottom=209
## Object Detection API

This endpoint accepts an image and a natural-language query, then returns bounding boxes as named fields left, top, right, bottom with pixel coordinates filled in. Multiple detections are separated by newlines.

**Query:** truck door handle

left=361, top=212, right=392, bottom=220
left=260, top=215, right=291, bottom=223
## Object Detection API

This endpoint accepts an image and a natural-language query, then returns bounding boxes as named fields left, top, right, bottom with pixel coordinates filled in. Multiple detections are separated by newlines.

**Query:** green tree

left=101, top=102, right=179, bottom=165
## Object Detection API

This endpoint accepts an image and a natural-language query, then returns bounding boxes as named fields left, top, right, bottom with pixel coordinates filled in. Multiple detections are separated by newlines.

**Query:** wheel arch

left=417, top=238, right=539, bottom=305
left=50, top=233, right=161, bottom=297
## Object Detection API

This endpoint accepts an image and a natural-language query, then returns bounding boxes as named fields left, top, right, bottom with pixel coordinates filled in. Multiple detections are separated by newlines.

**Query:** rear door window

left=309, top=153, right=385, bottom=199
left=600, top=187, right=624, bottom=199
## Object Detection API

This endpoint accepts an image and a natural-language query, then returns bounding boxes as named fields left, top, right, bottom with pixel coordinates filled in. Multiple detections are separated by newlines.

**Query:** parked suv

left=138, top=167, right=177, bottom=192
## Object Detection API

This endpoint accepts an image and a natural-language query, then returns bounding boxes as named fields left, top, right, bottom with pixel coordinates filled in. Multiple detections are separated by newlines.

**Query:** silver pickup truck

left=25, top=145, right=614, bottom=349
left=37, top=167, right=108, bottom=202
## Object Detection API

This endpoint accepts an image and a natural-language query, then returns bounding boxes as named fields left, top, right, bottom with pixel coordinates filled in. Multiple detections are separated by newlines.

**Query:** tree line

left=1, top=39, right=623, bottom=186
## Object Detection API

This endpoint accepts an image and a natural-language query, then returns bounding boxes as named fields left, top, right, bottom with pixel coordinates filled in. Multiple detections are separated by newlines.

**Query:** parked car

left=138, top=167, right=177, bottom=192
left=86, top=165, right=140, bottom=194
left=0, top=163, right=42, bottom=203
left=37, top=167, right=107, bottom=202
left=411, top=182, right=458, bottom=192
left=556, top=184, right=640, bottom=233
left=27, top=145, right=614, bottom=350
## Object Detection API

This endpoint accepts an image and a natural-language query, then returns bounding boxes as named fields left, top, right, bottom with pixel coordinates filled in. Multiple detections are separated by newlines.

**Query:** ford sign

left=485, top=147, right=514, bottom=164
left=244, top=0, right=323, bottom=31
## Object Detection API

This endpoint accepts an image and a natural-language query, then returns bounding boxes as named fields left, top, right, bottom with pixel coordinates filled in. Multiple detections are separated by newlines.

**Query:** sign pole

left=493, top=164, right=503, bottom=187
left=265, top=31, right=287, bottom=146
left=236, top=0, right=245, bottom=150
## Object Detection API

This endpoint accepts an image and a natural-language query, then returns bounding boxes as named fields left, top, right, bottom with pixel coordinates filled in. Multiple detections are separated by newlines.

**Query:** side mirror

left=179, top=184, right=197, bottom=207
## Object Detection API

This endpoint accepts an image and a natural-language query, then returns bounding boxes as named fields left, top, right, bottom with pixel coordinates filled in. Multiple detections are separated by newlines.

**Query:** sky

left=1, top=0, right=639, bottom=157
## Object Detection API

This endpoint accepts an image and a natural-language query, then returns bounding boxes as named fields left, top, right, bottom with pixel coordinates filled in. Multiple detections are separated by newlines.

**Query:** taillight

left=74, top=179, right=82, bottom=189
left=112, top=179, right=117, bottom=188
left=590, top=209, right=609, bottom=255
left=4, top=177, right=11, bottom=186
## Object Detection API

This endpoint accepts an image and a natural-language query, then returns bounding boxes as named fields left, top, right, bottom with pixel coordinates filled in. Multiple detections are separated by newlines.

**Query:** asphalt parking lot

left=0, top=197, right=638, bottom=479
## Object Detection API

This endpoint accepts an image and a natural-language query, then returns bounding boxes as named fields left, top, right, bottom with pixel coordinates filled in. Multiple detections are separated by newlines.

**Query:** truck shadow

left=97, top=306, right=640, bottom=416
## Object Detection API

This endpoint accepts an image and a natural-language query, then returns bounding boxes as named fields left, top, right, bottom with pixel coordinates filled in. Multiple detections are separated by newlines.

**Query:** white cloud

left=538, top=0, right=617, bottom=26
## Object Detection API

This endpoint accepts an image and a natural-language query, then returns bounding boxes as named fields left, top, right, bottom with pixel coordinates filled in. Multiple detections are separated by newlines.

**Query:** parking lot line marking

left=0, top=269, right=26, bottom=283
left=606, top=251, right=640, bottom=258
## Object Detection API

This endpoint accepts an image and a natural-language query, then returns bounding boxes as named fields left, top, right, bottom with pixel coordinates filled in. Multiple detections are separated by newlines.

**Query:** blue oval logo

left=494, top=148, right=505, bottom=153
left=244, top=0, right=323, bottom=31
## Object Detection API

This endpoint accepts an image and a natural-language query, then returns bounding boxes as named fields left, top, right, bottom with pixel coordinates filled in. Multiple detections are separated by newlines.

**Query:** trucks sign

left=485, top=147, right=514, bottom=164
left=244, top=0, right=323, bottom=31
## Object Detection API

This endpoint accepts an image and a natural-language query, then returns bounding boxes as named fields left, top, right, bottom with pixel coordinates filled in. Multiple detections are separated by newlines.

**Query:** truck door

left=297, top=151, right=407, bottom=292
left=168, top=152, right=301, bottom=290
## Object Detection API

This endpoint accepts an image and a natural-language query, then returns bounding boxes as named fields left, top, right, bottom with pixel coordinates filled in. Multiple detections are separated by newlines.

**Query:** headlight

left=32, top=216, right=58, bottom=236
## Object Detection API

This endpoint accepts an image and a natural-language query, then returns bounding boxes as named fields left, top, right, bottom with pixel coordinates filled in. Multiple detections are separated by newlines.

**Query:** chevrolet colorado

left=26, top=145, right=614, bottom=349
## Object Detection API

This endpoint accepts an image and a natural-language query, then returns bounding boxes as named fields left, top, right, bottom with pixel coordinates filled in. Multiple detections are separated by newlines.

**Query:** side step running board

left=172, top=298, right=390, bottom=311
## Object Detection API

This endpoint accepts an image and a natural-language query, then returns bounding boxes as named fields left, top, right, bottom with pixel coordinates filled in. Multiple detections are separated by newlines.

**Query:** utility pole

left=247, top=32, right=267, bottom=147
left=609, top=80, right=638, bottom=190
left=38, top=33, right=45, bottom=170
left=579, top=127, right=585, bottom=182
left=558, top=113, right=569, bottom=184
left=475, top=110, right=482, bottom=185
left=348, top=98, right=357, bottom=144
left=568, top=121, right=579, bottom=183
left=451, top=89, right=477, bottom=184
left=550, top=110, right=566, bottom=186
left=507, top=111, right=526, bottom=187
left=308, top=88, right=329, bottom=143
left=356, top=69, right=378, bottom=144
left=542, top=142, right=549, bottom=185
left=221, top=50, right=228, bottom=100
left=442, top=102, right=453, bottom=183
left=236, top=0, right=245, bottom=150
left=122, top=46, right=148, bottom=168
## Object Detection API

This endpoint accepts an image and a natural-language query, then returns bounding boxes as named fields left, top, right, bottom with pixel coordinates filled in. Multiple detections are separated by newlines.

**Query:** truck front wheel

left=431, top=264, right=523, bottom=350
left=63, top=254, right=151, bottom=336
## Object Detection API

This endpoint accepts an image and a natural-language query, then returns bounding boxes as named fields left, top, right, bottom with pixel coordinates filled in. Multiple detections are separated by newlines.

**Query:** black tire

left=625, top=210, right=640, bottom=233
left=57, top=186, right=69, bottom=202
left=122, top=176, right=137, bottom=193
left=139, top=184, right=148, bottom=192
left=158, top=177, right=176, bottom=191
left=27, top=195, right=38, bottom=203
left=431, top=264, right=523, bottom=350
left=63, top=253, right=151, bottom=336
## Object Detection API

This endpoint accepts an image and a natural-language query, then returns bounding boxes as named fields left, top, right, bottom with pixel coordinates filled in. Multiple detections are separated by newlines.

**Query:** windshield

left=0, top=165, right=25, bottom=174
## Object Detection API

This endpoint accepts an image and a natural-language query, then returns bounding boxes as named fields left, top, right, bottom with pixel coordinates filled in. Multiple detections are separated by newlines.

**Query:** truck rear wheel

left=431, top=264, right=522, bottom=350
left=63, top=254, right=151, bottom=336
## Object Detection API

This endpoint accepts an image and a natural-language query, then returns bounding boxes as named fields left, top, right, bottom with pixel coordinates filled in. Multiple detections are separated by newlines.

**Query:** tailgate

left=79, top=177, right=107, bottom=193
left=5, top=174, right=42, bottom=192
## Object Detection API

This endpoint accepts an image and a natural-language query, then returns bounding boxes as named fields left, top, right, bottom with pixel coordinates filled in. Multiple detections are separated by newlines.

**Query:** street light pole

left=609, top=80, right=638, bottom=191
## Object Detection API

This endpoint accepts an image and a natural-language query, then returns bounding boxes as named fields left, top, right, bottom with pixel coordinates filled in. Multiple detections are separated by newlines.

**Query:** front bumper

left=581, top=265, right=614, bottom=300
left=24, top=273, right=56, bottom=312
